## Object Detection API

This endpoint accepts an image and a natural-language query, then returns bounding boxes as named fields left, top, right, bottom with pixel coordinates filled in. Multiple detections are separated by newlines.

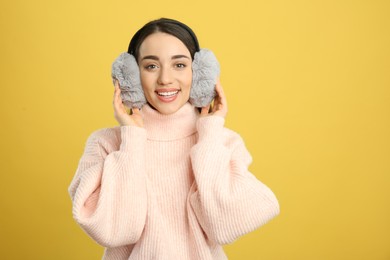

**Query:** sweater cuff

left=196, top=116, right=225, bottom=143
left=120, top=125, right=147, bottom=153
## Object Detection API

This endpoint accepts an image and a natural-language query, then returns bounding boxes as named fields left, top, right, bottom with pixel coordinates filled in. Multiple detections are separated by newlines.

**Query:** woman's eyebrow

left=141, top=55, right=159, bottom=61
left=141, top=54, right=190, bottom=61
left=171, top=55, right=190, bottom=60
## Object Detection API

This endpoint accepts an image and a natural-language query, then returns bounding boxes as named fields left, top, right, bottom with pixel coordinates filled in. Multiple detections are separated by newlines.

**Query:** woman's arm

left=189, top=81, right=279, bottom=245
left=68, top=81, right=147, bottom=247
left=68, top=126, right=148, bottom=248
left=189, top=116, right=279, bottom=245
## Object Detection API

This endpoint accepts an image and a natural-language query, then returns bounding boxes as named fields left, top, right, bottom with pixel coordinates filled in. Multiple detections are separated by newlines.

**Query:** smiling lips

left=155, top=88, right=180, bottom=103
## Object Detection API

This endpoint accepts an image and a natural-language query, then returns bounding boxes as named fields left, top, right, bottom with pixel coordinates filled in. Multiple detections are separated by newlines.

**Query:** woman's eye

left=145, top=64, right=158, bottom=70
left=176, top=63, right=186, bottom=68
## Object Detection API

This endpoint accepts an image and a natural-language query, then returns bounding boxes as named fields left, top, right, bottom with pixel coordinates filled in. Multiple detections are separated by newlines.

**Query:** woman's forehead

left=139, top=32, right=190, bottom=58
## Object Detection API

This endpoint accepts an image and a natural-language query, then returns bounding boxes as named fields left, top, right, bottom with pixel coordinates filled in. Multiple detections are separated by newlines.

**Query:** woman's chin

left=148, top=95, right=189, bottom=115
left=156, top=105, right=181, bottom=115
left=153, top=101, right=188, bottom=115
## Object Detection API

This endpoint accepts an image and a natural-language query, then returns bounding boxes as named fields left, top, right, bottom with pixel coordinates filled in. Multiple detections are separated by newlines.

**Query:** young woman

left=68, top=18, right=279, bottom=260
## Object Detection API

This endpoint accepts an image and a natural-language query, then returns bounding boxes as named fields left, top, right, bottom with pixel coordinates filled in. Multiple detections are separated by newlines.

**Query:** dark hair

left=127, top=18, right=200, bottom=62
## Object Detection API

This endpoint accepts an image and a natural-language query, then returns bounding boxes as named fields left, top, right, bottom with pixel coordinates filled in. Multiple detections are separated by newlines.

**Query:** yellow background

left=1, top=0, right=389, bottom=259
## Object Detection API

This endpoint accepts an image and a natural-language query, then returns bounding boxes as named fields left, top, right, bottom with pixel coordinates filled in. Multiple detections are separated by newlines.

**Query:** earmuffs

left=111, top=20, right=220, bottom=109
left=111, top=49, right=220, bottom=109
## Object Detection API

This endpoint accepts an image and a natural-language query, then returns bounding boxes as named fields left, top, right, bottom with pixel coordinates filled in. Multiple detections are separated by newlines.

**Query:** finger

left=215, top=81, right=227, bottom=109
left=200, top=105, right=210, bottom=116
left=113, top=88, right=125, bottom=113
left=211, top=97, right=219, bottom=113
left=215, top=80, right=225, bottom=97
left=113, top=89, right=120, bottom=108
left=114, top=81, right=119, bottom=95
left=113, top=86, right=118, bottom=104
left=214, top=92, right=227, bottom=116
left=132, top=107, right=141, bottom=116
left=216, top=91, right=225, bottom=109
left=114, top=80, right=122, bottom=95
left=114, top=79, right=120, bottom=88
left=114, top=86, right=122, bottom=104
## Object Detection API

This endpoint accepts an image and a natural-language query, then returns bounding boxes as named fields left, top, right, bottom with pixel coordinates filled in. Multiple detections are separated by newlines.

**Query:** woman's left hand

left=200, top=79, right=228, bottom=118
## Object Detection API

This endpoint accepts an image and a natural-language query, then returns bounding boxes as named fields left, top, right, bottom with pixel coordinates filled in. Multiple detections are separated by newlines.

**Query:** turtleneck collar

left=141, top=102, right=200, bottom=141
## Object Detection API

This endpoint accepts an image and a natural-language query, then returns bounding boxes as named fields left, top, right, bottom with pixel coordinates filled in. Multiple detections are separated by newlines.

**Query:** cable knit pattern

left=68, top=102, right=279, bottom=259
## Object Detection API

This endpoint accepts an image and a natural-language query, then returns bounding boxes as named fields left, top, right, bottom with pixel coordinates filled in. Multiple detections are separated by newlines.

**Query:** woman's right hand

left=113, top=80, right=144, bottom=127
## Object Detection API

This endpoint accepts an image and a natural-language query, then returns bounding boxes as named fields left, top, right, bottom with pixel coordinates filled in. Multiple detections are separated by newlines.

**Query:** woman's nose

left=157, top=67, right=173, bottom=85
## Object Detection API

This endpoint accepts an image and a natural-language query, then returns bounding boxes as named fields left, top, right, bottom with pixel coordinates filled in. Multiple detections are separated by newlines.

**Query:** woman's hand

left=200, top=79, right=228, bottom=118
left=113, top=80, right=144, bottom=127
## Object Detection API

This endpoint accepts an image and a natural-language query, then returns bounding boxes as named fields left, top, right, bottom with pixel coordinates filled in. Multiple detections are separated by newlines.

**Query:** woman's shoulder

left=85, top=126, right=122, bottom=155
left=222, top=127, right=253, bottom=164
left=222, top=127, right=245, bottom=147
left=88, top=126, right=121, bottom=140
left=197, top=115, right=246, bottom=148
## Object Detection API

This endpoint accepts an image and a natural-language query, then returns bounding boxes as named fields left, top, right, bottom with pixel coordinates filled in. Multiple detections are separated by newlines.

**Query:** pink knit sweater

left=68, top=102, right=279, bottom=259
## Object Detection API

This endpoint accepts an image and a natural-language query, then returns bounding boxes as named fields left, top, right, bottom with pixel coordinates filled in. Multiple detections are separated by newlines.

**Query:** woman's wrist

left=120, top=125, right=147, bottom=152
left=196, top=115, right=225, bottom=143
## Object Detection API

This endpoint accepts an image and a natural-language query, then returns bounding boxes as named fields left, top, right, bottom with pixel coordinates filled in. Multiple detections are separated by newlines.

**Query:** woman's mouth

left=155, top=89, right=180, bottom=103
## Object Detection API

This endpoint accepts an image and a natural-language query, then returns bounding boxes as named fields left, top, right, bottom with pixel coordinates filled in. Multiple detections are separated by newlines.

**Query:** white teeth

left=157, top=91, right=179, bottom=97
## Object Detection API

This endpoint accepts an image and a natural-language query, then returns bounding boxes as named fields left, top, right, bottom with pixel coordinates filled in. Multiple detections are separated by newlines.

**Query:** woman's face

left=138, top=32, right=193, bottom=115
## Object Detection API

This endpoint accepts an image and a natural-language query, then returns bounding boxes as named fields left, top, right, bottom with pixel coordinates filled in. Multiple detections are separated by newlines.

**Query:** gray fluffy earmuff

left=111, top=53, right=146, bottom=109
left=111, top=48, right=220, bottom=109
left=190, top=49, right=220, bottom=107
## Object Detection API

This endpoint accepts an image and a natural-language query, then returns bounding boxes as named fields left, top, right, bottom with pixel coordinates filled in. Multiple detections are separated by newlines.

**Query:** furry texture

left=111, top=49, right=220, bottom=109
left=111, top=53, right=146, bottom=109
left=190, top=49, right=220, bottom=107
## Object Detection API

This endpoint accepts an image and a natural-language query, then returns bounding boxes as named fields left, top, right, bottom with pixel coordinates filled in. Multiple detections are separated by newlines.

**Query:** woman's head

left=128, top=18, right=199, bottom=115
left=128, top=18, right=200, bottom=62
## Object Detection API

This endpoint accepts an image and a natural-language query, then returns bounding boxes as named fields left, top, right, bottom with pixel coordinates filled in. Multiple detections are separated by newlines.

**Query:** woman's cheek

left=140, top=72, right=154, bottom=92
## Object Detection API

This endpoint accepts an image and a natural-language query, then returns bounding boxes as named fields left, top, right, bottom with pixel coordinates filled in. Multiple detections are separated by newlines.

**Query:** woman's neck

left=141, top=102, right=199, bottom=141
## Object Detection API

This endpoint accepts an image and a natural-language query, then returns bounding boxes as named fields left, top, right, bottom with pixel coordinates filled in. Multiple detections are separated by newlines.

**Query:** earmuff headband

left=127, top=18, right=200, bottom=56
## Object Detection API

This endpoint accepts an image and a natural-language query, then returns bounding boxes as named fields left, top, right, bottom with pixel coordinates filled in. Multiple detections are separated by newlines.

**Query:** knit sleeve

left=189, top=116, right=280, bottom=245
left=68, top=126, right=148, bottom=248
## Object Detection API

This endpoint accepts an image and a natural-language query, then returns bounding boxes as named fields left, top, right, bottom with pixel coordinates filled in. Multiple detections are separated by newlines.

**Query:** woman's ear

left=190, top=49, right=220, bottom=107
left=111, top=52, right=147, bottom=109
